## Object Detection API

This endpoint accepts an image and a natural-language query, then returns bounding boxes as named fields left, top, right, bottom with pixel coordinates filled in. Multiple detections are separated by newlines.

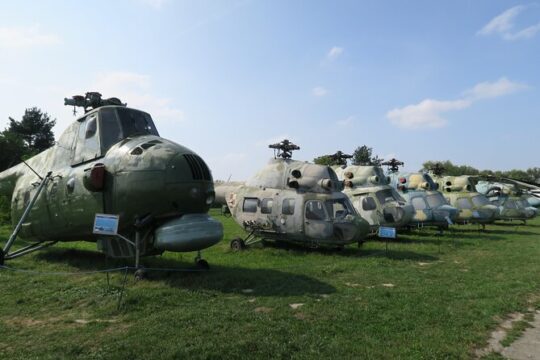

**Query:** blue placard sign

left=378, top=226, right=396, bottom=239
left=93, top=214, right=119, bottom=235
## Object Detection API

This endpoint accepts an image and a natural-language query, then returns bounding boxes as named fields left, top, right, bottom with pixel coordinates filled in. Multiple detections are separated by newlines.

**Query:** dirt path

left=502, top=310, right=540, bottom=360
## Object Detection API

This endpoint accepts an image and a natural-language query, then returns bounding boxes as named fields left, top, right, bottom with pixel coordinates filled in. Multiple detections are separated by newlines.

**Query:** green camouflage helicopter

left=215, top=140, right=370, bottom=250
left=384, top=159, right=459, bottom=231
left=475, top=178, right=538, bottom=223
left=428, top=164, right=498, bottom=227
left=0, top=92, right=223, bottom=273
left=325, top=152, right=414, bottom=234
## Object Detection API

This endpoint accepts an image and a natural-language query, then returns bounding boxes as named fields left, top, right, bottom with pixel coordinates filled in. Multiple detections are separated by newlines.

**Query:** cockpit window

left=457, top=197, right=472, bottom=209
left=426, top=193, right=446, bottom=208
left=99, top=107, right=159, bottom=154
left=411, top=197, right=427, bottom=210
left=305, top=200, right=328, bottom=220
left=117, top=108, right=159, bottom=138
left=99, top=108, right=123, bottom=153
left=376, top=189, right=401, bottom=205
left=505, top=199, right=517, bottom=209
left=326, top=198, right=355, bottom=219
left=72, top=114, right=100, bottom=165
left=85, top=117, right=97, bottom=139
left=471, top=195, right=489, bottom=207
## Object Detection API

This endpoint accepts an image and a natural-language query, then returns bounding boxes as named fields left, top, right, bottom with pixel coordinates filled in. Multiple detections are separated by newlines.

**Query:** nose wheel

left=230, top=238, right=246, bottom=251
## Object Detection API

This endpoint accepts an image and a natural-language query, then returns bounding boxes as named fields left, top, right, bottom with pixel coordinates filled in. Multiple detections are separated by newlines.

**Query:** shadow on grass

left=255, top=240, right=439, bottom=261
left=34, top=248, right=336, bottom=297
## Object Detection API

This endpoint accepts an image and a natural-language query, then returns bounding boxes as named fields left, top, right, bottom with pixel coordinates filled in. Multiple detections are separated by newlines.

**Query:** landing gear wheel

left=0, top=248, right=4, bottom=266
left=230, top=238, right=246, bottom=251
left=195, top=259, right=210, bottom=270
left=134, top=268, right=146, bottom=281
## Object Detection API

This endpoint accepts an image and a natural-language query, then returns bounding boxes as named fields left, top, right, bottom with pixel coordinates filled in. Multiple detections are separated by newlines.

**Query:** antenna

left=268, top=139, right=300, bottom=159
left=64, top=92, right=126, bottom=115
left=381, top=158, right=404, bottom=173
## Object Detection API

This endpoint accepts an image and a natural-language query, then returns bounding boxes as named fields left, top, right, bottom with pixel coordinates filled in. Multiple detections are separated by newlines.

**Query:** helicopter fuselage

left=0, top=105, right=222, bottom=258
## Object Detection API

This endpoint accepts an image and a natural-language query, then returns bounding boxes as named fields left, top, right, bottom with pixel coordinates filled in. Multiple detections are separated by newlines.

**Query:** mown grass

left=1, top=212, right=539, bottom=359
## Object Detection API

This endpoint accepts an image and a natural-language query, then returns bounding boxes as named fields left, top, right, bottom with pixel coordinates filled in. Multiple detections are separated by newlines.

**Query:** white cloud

left=91, top=71, right=184, bottom=121
left=337, top=115, right=354, bottom=127
left=463, top=77, right=528, bottom=100
left=387, top=99, right=471, bottom=129
left=312, top=86, right=328, bottom=97
left=0, top=24, right=60, bottom=49
left=478, top=5, right=540, bottom=40
left=326, top=46, right=344, bottom=60
left=503, top=22, right=540, bottom=40
left=387, top=78, right=528, bottom=129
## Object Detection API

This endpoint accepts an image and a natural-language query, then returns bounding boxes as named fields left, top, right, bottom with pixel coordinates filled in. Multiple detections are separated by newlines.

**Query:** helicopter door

left=353, top=194, right=378, bottom=226
left=304, top=200, right=332, bottom=239
left=62, top=114, right=105, bottom=236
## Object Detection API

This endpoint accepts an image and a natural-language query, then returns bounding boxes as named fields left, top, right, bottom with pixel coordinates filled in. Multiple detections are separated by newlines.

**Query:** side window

left=99, top=108, right=123, bottom=153
left=305, top=200, right=327, bottom=220
left=411, top=197, right=427, bottom=210
left=282, top=198, right=295, bottom=215
left=72, top=114, right=100, bottom=165
left=362, top=197, right=377, bottom=211
left=242, top=198, right=258, bottom=213
left=456, top=198, right=472, bottom=209
left=261, top=198, right=273, bottom=214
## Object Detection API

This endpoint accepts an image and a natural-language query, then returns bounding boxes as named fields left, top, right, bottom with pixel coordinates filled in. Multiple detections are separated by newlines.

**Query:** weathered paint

left=215, top=158, right=370, bottom=246
left=0, top=105, right=222, bottom=257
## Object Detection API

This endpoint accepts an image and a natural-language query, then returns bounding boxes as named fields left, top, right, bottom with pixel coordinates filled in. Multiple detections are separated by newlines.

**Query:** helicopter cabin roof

left=245, top=158, right=341, bottom=193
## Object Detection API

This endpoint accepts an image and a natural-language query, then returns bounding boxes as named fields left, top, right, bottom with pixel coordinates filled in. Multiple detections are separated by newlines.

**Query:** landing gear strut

left=195, top=251, right=210, bottom=270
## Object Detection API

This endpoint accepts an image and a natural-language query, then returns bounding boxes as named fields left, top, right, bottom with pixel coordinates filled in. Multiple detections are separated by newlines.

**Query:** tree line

left=314, top=145, right=540, bottom=184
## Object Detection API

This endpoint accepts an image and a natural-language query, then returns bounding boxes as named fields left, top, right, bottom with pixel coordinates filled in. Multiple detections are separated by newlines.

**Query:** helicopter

left=0, top=92, right=223, bottom=273
left=427, top=164, right=498, bottom=227
left=382, top=159, right=459, bottom=231
left=214, top=140, right=370, bottom=250
left=324, top=152, right=414, bottom=234
left=474, top=177, right=538, bottom=223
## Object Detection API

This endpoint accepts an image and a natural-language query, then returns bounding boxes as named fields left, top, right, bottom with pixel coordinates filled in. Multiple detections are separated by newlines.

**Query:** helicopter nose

left=479, top=204, right=498, bottom=220
left=433, top=205, right=459, bottom=222
left=333, top=216, right=370, bottom=243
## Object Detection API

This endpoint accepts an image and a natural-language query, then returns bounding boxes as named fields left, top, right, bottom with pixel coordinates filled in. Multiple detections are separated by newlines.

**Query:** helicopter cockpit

left=57, top=107, right=160, bottom=166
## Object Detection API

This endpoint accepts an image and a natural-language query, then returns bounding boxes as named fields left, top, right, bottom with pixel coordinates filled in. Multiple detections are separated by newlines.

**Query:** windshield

left=325, top=198, right=355, bottom=220
left=411, top=196, right=427, bottom=210
left=375, top=189, right=402, bottom=204
left=471, top=195, right=490, bottom=207
left=457, top=197, right=472, bottom=209
left=426, top=193, right=446, bottom=208
left=99, top=107, right=159, bottom=153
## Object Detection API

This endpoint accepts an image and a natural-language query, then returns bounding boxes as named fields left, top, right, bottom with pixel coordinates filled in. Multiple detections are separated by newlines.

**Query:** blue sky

left=0, top=0, right=538, bottom=180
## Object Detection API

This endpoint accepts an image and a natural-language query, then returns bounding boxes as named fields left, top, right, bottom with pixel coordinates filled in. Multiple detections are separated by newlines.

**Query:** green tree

left=352, top=145, right=373, bottom=166
left=313, top=155, right=338, bottom=166
left=0, top=107, right=56, bottom=171
left=8, top=107, right=56, bottom=154
left=0, top=131, right=26, bottom=171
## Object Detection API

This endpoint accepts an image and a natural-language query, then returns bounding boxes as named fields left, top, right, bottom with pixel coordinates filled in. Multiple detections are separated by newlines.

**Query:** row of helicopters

left=216, top=143, right=539, bottom=250
left=1, top=93, right=539, bottom=273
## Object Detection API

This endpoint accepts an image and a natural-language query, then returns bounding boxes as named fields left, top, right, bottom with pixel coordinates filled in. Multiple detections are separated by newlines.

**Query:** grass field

left=1, top=211, right=539, bottom=359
